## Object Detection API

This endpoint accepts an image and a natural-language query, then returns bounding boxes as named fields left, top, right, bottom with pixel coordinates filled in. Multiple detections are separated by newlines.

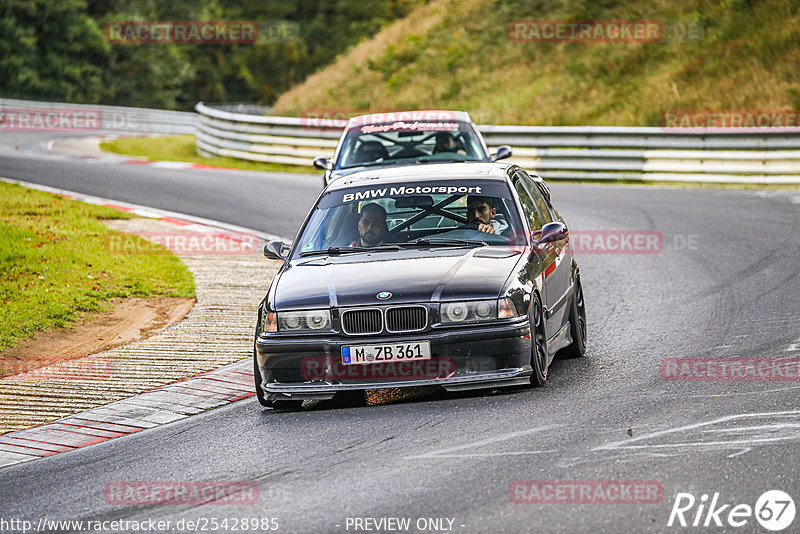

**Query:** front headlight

left=442, top=302, right=470, bottom=322
left=277, top=310, right=332, bottom=332
left=440, top=298, right=522, bottom=324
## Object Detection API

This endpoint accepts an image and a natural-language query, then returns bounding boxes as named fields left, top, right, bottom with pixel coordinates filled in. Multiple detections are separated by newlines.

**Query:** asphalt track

left=0, top=132, right=799, bottom=533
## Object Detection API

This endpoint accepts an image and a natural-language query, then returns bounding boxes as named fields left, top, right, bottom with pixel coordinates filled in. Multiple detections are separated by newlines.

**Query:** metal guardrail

left=195, top=102, right=800, bottom=183
left=0, top=98, right=195, bottom=135
left=195, top=102, right=341, bottom=166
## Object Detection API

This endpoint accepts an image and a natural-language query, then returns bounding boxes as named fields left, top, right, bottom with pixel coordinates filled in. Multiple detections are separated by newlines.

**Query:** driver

left=433, top=133, right=466, bottom=155
left=351, top=202, right=389, bottom=247
left=466, top=195, right=508, bottom=235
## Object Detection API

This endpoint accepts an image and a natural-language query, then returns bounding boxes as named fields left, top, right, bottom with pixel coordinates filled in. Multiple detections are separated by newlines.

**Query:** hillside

left=272, top=0, right=800, bottom=126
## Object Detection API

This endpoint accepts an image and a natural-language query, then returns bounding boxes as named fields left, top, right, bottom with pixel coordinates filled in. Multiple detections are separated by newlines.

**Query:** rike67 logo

left=668, top=490, right=795, bottom=531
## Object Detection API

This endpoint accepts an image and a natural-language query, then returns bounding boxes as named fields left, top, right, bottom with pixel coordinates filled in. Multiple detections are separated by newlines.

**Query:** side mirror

left=491, top=145, right=512, bottom=162
left=263, top=241, right=288, bottom=261
left=534, top=222, right=568, bottom=246
left=313, top=156, right=331, bottom=170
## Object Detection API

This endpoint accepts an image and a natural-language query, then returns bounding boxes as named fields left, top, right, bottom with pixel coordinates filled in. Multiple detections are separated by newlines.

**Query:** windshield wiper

left=414, top=157, right=467, bottom=163
left=299, top=245, right=401, bottom=257
left=394, top=238, right=487, bottom=248
left=346, top=159, right=418, bottom=169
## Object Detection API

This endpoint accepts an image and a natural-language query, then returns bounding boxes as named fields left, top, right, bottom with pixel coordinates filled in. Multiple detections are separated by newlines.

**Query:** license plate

left=342, top=341, right=431, bottom=365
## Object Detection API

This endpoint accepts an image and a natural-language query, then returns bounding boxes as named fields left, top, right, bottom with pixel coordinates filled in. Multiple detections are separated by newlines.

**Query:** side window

left=542, top=194, right=559, bottom=222
left=536, top=182, right=557, bottom=219
left=518, top=170, right=555, bottom=223
left=514, top=180, right=543, bottom=231
left=519, top=176, right=552, bottom=226
left=530, top=187, right=553, bottom=225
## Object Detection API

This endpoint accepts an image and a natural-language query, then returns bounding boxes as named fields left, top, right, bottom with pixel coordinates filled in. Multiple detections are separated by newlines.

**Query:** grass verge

left=0, top=181, right=195, bottom=357
left=100, top=134, right=314, bottom=174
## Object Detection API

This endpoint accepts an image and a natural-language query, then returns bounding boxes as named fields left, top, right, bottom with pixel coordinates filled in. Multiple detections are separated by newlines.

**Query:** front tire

left=529, top=294, right=549, bottom=387
left=559, top=276, right=587, bottom=359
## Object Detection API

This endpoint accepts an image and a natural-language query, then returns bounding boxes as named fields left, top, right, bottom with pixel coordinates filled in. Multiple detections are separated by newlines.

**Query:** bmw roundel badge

left=377, top=291, right=392, bottom=300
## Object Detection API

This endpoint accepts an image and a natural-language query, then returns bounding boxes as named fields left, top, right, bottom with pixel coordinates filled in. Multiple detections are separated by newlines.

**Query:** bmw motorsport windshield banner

left=318, top=180, right=514, bottom=209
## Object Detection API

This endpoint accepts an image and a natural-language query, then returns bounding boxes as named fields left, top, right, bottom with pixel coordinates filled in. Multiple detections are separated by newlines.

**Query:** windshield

left=335, top=120, right=487, bottom=169
left=293, top=180, right=525, bottom=258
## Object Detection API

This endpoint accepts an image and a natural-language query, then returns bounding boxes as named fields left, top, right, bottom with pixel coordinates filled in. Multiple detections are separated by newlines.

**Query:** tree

left=0, top=0, right=108, bottom=103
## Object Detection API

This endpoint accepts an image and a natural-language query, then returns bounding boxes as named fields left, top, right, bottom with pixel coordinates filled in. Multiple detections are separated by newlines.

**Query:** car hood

left=273, top=248, right=523, bottom=309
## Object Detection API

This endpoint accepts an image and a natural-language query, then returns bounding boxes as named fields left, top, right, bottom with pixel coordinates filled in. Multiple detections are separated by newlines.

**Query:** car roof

left=325, top=162, right=516, bottom=191
left=345, top=110, right=474, bottom=128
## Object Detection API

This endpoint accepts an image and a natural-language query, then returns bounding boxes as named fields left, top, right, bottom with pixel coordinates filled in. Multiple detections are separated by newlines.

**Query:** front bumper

left=255, top=319, right=532, bottom=401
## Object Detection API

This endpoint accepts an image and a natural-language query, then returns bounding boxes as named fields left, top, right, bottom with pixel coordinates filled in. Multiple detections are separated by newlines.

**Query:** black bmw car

left=255, top=163, right=586, bottom=408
